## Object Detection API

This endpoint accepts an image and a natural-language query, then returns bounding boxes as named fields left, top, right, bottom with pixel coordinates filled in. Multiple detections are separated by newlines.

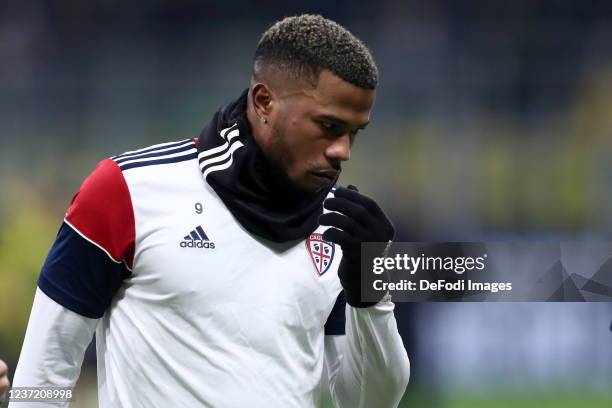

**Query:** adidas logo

left=180, top=225, right=215, bottom=249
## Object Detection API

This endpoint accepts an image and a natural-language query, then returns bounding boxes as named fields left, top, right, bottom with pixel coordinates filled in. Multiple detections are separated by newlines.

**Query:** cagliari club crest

left=306, top=233, right=335, bottom=276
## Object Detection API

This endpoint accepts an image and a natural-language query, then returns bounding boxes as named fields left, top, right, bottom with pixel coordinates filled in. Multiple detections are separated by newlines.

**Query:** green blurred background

left=1, top=1, right=612, bottom=407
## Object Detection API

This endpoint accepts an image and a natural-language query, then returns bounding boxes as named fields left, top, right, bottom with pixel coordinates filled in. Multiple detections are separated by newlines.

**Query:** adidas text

left=180, top=240, right=215, bottom=249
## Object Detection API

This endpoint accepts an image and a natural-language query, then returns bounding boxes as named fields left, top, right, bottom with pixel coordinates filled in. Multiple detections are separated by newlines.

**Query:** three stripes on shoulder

left=111, top=139, right=197, bottom=171
left=110, top=123, right=244, bottom=178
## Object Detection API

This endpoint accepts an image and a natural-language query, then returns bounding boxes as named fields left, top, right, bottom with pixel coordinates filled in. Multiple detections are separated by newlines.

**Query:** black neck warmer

left=196, top=89, right=333, bottom=243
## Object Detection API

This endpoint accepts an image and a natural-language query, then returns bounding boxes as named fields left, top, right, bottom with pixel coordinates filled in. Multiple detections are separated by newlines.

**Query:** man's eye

left=319, top=122, right=336, bottom=130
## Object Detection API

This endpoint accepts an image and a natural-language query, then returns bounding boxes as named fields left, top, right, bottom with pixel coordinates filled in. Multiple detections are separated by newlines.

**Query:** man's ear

left=251, top=82, right=274, bottom=118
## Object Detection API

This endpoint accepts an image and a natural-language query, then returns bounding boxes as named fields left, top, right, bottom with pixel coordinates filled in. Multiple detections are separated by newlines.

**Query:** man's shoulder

left=109, top=138, right=198, bottom=173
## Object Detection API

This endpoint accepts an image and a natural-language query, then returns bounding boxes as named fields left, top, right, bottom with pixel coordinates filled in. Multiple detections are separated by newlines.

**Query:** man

left=0, top=360, right=9, bottom=402
left=12, top=15, right=409, bottom=407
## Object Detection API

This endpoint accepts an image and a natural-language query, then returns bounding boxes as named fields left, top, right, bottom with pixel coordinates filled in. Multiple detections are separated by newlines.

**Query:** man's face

left=258, top=69, right=376, bottom=194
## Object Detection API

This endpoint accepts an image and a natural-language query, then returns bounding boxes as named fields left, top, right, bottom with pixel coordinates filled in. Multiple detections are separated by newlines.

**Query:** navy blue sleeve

left=37, top=223, right=131, bottom=319
left=324, top=291, right=347, bottom=335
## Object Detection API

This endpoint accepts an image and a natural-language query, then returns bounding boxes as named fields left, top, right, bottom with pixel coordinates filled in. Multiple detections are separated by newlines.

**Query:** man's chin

left=285, top=181, right=319, bottom=196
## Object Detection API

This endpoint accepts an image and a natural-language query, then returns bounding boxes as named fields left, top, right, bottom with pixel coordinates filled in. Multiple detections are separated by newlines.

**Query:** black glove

left=319, top=185, right=395, bottom=307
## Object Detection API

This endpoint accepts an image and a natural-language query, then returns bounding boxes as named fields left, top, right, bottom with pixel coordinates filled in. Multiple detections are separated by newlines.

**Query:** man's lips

left=311, top=169, right=340, bottom=182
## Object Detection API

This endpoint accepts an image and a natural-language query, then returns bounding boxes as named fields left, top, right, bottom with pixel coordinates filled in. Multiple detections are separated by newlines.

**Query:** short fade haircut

left=254, top=14, right=378, bottom=90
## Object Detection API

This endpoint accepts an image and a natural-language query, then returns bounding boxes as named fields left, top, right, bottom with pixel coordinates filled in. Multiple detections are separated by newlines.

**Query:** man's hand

left=319, top=185, right=395, bottom=307
left=0, top=359, right=10, bottom=402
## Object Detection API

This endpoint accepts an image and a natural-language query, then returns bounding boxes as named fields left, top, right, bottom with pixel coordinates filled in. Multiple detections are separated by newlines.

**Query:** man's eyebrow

left=316, top=115, right=370, bottom=129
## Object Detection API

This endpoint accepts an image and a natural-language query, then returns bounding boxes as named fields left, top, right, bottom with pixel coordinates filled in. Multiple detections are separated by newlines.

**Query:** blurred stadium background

left=1, top=1, right=611, bottom=407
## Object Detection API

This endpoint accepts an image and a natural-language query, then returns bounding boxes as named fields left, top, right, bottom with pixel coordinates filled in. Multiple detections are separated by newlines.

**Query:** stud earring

left=259, top=116, right=268, bottom=124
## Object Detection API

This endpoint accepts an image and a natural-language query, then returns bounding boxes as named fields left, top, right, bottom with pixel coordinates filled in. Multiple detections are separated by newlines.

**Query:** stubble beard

left=260, top=124, right=321, bottom=198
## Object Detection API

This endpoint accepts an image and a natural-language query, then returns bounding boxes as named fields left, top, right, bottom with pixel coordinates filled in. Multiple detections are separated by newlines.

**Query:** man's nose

left=325, top=134, right=352, bottom=162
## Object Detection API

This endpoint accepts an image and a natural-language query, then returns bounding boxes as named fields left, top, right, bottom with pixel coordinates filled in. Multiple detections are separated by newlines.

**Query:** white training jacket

left=12, top=137, right=409, bottom=407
